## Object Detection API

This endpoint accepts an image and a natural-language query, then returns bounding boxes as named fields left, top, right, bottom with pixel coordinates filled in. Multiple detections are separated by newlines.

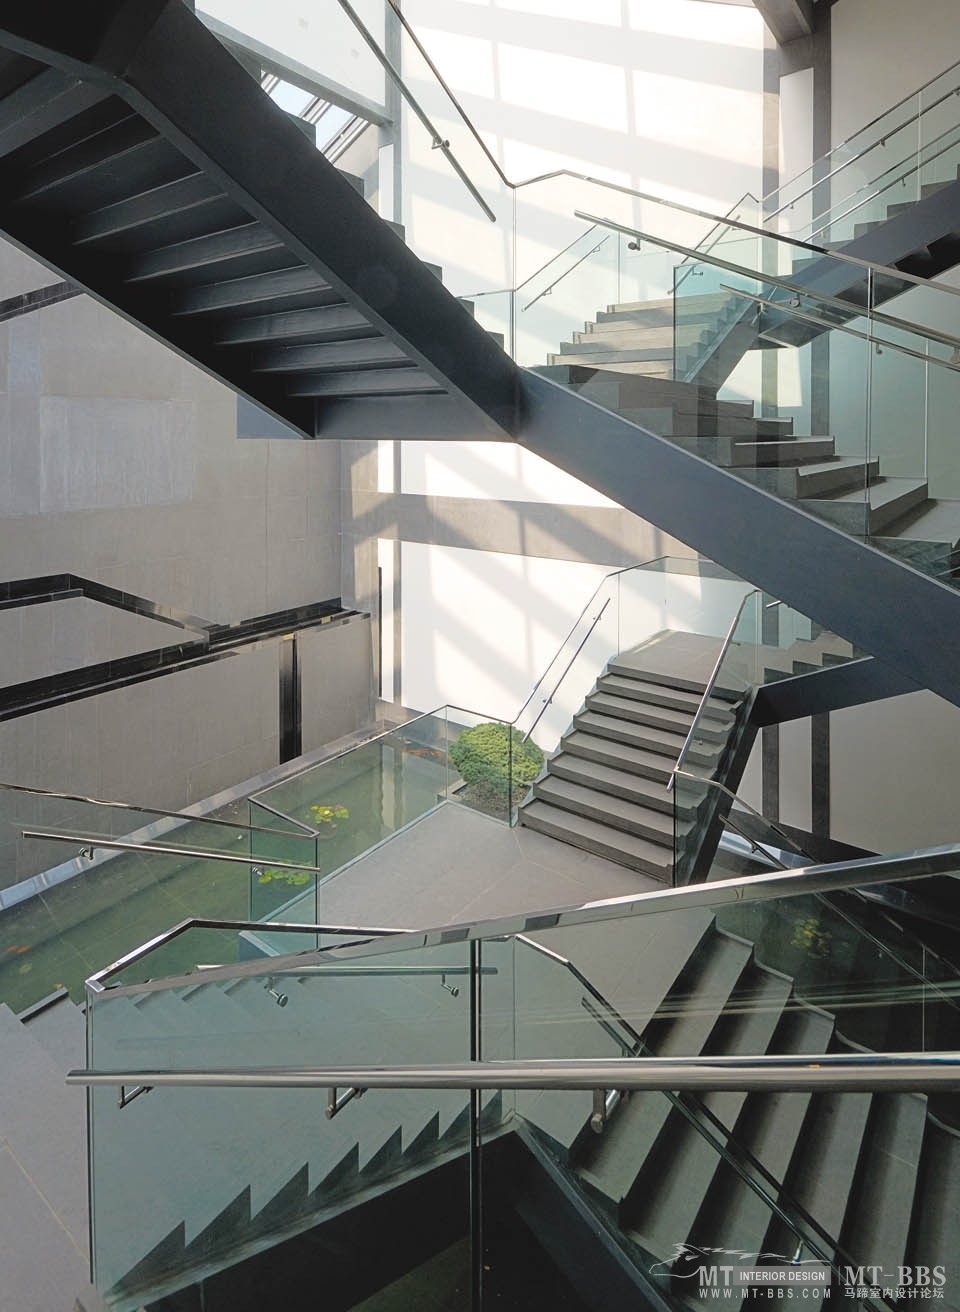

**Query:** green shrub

left=449, top=722, right=544, bottom=806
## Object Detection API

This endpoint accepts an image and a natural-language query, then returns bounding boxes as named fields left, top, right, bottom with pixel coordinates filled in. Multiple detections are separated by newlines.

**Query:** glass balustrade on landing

left=0, top=784, right=316, bottom=1012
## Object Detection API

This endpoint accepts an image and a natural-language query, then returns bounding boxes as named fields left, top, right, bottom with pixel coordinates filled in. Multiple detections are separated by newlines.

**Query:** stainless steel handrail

left=86, top=916, right=404, bottom=992
left=719, top=284, right=960, bottom=373
left=84, top=844, right=960, bottom=999
left=22, top=831, right=327, bottom=875
left=335, top=0, right=496, bottom=222
left=723, top=282, right=960, bottom=353
left=0, top=779, right=317, bottom=839
left=667, top=590, right=758, bottom=792
left=766, top=81, right=960, bottom=223
left=575, top=201, right=960, bottom=300
left=66, top=1052, right=960, bottom=1093
left=522, top=234, right=611, bottom=313
left=521, top=599, right=609, bottom=744
left=377, top=0, right=958, bottom=235
left=803, top=119, right=960, bottom=242
left=675, top=768, right=815, bottom=860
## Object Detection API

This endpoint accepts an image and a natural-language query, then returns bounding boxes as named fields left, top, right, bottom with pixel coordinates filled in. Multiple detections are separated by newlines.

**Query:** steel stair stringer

left=518, top=368, right=960, bottom=713
left=0, top=0, right=520, bottom=442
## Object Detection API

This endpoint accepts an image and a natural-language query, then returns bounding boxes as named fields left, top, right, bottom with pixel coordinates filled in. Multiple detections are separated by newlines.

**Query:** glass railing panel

left=0, top=783, right=306, bottom=894
left=0, top=819, right=313, bottom=1013
left=250, top=713, right=450, bottom=898
left=485, top=917, right=896, bottom=1308
left=673, top=596, right=863, bottom=885
left=247, top=801, right=320, bottom=924
left=768, top=58, right=960, bottom=238
left=387, top=0, right=510, bottom=242
left=514, top=225, right=622, bottom=373
left=671, top=590, right=761, bottom=885
left=86, top=937, right=475, bottom=1309
left=461, top=288, right=513, bottom=359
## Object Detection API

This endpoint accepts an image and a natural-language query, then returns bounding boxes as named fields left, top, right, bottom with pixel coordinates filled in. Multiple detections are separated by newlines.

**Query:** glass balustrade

left=85, top=934, right=477, bottom=1310
left=767, top=60, right=960, bottom=245
left=80, top=844, right=960, bottom=1311
left=0, top=784, right=316, bottom=1012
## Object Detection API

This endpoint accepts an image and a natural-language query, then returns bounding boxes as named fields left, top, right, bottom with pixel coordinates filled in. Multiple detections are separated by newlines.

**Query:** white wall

left=398, top=542, right=751, bottom=749
left=394, top=0, right=766, bottom=511
left=831, top=0, right=960, bottom=146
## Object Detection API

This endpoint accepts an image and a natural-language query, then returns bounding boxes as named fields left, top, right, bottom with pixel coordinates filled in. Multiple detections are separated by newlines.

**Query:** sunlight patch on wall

left=400, top=442, right=618, bottom=507
left=499, top=46, right=630, bottom=132
left=627, top=0, right=762, bottom=47
left=631, top=71, right=761, bottom=169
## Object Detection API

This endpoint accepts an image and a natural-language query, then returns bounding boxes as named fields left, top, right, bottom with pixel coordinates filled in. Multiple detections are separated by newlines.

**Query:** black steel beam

left=519, top=369, right=960, bottom=710
left=751, top=657, right=921, bottom=725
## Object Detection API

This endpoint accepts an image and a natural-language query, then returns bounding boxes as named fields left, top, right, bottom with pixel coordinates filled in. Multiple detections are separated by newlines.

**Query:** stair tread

left=599, top=673, right=734, bottom=716
left=562, top=729, right=705, bottom=781
left=548, top=752, right=697, bottom=815
left=519, top=800, right=673, bottom=876
left=841, top=1092, right=927, bottom=1269
left=588, top=689, right=732, bottom=737
left=691, top=1006, right=835, bottom=1254
left=627, top=967, right=793, bottom=1253
left=531, top=775, right=681, bottom=841
left=578, top=932, right=754, bottom=1204
left=807, top=476, right=928, bottom=508
left=575, top=709, right=722, bottom=760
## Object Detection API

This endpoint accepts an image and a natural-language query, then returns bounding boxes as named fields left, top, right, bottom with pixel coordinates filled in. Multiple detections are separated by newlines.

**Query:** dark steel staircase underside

left=3, top=1, right=960, bottom=714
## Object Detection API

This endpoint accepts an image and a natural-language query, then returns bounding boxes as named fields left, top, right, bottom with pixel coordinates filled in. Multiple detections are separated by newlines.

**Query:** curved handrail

left=674, top=768, right=815, bottom=859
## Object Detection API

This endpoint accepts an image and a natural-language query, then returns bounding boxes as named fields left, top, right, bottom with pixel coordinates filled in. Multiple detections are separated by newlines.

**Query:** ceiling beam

left=753, top=0, right=816, bottom=44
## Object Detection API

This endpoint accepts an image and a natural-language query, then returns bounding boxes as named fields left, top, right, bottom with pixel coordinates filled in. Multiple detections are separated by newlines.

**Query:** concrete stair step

left=606, top=655, right=738, bottom=701
left=557, top=340, right=674, bottom=362
left=549, top=357, right=674, bottom=377
left=21, top=992, right=86, bottom=1068
left=600, top=294, right=730, bottom=322
left=743, top=456, right=882, bottom=500
left=804, top=477, right=929, bottom=535
left=762, top=1083, right=873, bottom=1263
left=688, top=1005, right=835, bottom=1257
left=625, top=963, right=793, bottom=1257
left=577, top=926, right=759, bottom=1212
left=575, top=324, right=707, bottom=348
left=586, top=689, right=731, bottom=741
left=548, top=752, right=697, bottom=817
left=668, top=435, right=835, bottom=468
left=908, top=1117, right=960, bottom=1275
left=573, top=709, right=721, bottom=766
left=530, top=775, right=686, bottom=844
left=841, top=1091, right=927, bottom=1271
left=519, top=800, right=673, bottom=878
left=598, top=672, right=735, bottom=717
